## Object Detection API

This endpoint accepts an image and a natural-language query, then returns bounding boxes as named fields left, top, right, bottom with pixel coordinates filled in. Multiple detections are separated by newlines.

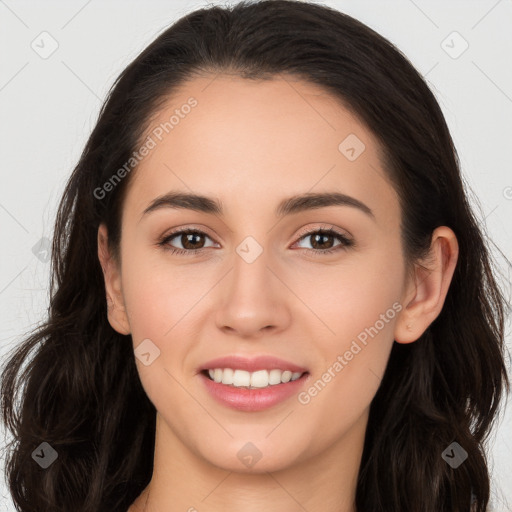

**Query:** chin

left=198, top=438, right=301, bottom=474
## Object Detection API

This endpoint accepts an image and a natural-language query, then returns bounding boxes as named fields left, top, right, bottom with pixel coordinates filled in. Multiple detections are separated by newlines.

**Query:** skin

left=97, top=73, right=459, bottom=512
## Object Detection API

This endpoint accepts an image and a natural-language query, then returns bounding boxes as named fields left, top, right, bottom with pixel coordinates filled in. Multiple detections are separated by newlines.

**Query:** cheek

left=120, top=240, right=210, bottom=339
left=294, top=246, right=403, bottom=424
left=296, top=308, right=397, bottom=453
left=121, top=265, right=172, bottom=342
left=119, top=256, right=204, bottom=408
left=292, top=241, right=404, bottom=344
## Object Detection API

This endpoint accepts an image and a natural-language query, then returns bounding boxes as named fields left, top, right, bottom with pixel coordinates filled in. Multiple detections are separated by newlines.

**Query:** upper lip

left=199, top=355, right=308, bottom=374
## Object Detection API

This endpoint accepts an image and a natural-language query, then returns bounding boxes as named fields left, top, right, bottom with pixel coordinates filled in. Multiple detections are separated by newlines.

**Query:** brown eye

left=309, top=232, right=336, bottom=250
left=179, top=231, right=207, bottom=250
left=294, top=228, right=354, bottom=254
left=158, top=229, right=217, bottom=255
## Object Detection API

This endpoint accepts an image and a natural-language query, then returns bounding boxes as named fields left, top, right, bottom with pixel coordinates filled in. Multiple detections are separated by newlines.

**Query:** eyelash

left=157, top=226, right=354, bottom=257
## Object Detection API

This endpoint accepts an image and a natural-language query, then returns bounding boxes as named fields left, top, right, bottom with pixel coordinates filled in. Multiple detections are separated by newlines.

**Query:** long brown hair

left=1, top=1, right=509, bottom=511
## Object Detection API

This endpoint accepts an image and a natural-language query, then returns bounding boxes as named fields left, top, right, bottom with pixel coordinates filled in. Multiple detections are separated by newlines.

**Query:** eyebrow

left=140, top=191, right=375, bottom=220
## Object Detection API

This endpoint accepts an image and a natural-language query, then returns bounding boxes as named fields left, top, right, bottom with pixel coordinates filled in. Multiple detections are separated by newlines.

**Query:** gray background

left=1, top=0, right=511, bottom=510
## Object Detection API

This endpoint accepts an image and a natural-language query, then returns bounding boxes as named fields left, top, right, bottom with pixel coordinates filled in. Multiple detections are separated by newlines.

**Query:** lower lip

left=199, top=372, right=309, bottom=412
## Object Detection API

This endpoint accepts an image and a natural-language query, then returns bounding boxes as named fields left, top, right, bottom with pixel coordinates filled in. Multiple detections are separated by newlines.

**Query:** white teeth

left=221, top=368, right=234, bottom=385
left=250, top=370, right=268, bottom=388
left=281, top=370, right=292, bottom=383
left=205, top=368, right=304, bottom=388
left=268, top=369, right=282, bottom=385
left=233, top=369, right=251, bottom=387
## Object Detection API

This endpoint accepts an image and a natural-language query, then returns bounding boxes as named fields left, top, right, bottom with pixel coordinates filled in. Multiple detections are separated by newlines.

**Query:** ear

left=97, top=223, right=131, bottom=335
left=394, top=226, right=459, bottom=344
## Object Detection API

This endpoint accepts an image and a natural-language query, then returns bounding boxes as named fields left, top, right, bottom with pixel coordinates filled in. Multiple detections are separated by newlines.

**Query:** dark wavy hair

left=1, top=1, right=509, bottom=511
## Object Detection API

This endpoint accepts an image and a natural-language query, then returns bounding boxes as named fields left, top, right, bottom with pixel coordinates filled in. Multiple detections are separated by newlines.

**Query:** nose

left=214, top=246, right=292, bottom=339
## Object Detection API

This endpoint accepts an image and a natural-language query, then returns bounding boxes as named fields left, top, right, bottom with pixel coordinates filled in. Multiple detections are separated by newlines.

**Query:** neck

left=130, top=410, right=368, bottom=512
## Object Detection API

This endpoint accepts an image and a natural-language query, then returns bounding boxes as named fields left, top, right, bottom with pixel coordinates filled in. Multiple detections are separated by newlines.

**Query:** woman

left=1, top=1, right=509, bottom=511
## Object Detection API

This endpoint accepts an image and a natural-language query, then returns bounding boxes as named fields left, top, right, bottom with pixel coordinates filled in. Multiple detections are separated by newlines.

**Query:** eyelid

left=161, top=224, right=221, bottom=243
left=293, top=223, right=351, bottom=241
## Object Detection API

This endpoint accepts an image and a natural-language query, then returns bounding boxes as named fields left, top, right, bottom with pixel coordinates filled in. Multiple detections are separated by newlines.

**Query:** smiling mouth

left=201, top=368, right=309, bottom=389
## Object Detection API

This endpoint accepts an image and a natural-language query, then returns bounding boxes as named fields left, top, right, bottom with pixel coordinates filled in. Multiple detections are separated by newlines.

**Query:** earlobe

left=394, top=226, right=459, bottom=344
left=97, top=223, right=131, bottom=335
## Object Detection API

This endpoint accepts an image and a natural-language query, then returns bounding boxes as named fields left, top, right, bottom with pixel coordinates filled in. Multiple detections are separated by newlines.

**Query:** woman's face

left=102, top=73, right=412, bottom=473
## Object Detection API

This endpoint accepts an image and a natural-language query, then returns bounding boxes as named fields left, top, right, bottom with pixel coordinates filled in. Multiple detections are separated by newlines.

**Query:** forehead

left=123, top=73, right=399, bottom=226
